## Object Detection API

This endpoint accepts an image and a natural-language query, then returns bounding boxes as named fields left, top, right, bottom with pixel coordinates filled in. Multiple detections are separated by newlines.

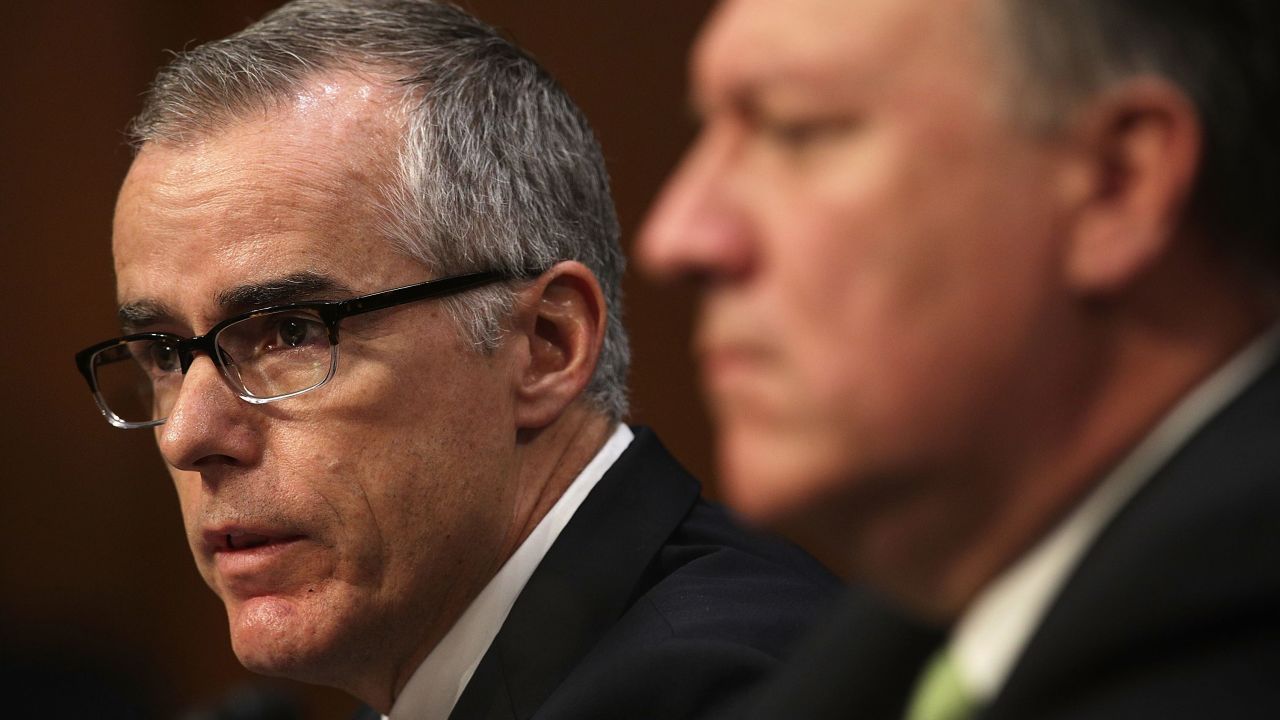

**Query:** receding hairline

left=131, top=60, right=418, bottom=152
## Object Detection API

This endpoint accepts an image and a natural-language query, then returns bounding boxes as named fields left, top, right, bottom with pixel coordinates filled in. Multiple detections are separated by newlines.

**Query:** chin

left=718, top=421, right=842, bottom=518
left=225, top=594, right=350, bottom=683
left=717, top=419, right=871, bottom=576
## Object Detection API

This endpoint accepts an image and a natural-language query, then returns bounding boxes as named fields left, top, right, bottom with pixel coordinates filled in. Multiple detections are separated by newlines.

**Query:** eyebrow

left=692, top=78, right=776, bottom=123
left=696, top=51, right=862, bottom=118
left=118, top=272, right=354, bottom=334
left=215, top=272, right=352, bottom=311
left=118, top=300, right=176, bottom=334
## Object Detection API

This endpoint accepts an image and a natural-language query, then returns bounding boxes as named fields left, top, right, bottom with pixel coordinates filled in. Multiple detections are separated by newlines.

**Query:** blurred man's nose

left=638, top=128, right=756, bottom=284
left=156, top=355, right=262, bottom=473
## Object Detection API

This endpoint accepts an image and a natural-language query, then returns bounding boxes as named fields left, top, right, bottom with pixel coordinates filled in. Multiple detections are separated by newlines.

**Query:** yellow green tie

left=904, top=648, right=975, bottom=720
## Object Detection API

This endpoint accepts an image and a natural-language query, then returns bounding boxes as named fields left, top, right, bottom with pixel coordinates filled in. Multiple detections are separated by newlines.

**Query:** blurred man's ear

left=510, top=261, right=607, bottom=429
left=1058, top=78, right=1203, bottom=295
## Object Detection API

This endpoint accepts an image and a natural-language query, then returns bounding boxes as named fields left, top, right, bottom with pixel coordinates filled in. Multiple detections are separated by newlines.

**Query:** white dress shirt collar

left=949, top=326, right=1280, bottom=704
left=384, top=423, right=635, bottom=720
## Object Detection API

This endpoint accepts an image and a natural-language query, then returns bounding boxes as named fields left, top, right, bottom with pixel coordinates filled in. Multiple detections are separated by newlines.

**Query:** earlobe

left=1062, top=79, right=1202, bottom=295
left=511, top=262, right=607, bottom=429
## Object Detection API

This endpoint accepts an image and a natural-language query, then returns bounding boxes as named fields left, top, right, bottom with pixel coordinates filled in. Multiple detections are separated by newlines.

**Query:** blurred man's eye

left=754, top=114, right=859, bottom=158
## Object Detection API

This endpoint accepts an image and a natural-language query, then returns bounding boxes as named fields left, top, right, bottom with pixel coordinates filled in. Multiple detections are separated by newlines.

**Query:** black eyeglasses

left=75, top=270, right=534, bottom=429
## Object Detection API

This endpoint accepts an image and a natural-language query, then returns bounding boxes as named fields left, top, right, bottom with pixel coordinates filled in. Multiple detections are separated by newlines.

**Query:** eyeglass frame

left=75, top=269, right=539, bottom=430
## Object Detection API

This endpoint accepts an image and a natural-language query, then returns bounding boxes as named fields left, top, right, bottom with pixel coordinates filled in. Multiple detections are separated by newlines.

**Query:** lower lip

left=213, top=537, right=306, bottom=585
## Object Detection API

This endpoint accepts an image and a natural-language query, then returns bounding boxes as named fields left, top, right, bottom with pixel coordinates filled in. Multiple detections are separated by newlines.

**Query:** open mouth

left=212, top=530, right=303, bottom=553
left=208, top=529, right=308, bottom=587
left=226, top=533, right=272, bottom=550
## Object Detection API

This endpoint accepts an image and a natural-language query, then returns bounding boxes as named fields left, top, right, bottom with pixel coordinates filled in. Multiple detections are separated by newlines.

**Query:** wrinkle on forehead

left=124, top=140, right=362, bottom=239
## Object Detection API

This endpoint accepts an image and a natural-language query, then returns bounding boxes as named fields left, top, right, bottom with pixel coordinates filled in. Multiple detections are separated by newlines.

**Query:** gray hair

left=996, top=0, right=1280, bottom=276
left=129, top=0, right=630, bottom=418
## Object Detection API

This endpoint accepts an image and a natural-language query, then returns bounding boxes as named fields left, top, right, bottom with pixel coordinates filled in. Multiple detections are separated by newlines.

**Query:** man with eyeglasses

left=74, top=2, right=836, bottom=718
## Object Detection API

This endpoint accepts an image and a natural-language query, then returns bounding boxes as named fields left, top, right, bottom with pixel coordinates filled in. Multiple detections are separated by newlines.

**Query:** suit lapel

left=984, top=356, right=1280, bottom=718
left=450, top=427, right=701, bottom=720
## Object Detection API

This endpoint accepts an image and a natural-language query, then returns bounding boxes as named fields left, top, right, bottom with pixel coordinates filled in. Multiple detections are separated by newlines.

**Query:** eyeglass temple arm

left=334, top=268, right=544, bottom=319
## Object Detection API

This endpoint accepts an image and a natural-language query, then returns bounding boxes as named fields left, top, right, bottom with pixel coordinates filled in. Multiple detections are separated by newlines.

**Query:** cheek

left=169, top=469, right=208, bottom=542
left=170, top=468, right=200, bottom=512
left=297, top=372, right=516, bottom=583
left=732, top=164, right=996, bottom=439
left=760, top=138, right=951, bottom=329
left=290, top=434, right=390, bottom=559
left=761, top=194, right=948, bottom=411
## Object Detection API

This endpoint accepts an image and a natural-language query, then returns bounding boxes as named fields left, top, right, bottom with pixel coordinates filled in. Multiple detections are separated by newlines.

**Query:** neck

left=504, top=407, right=617, bottom=563
left=371, top=406, right=615, bottom=710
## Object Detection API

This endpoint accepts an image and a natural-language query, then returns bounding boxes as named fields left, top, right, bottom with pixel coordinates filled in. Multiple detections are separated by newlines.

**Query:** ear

left=1059, top=79, right=1202, bottom=295
left=509, top=261, right=607, bottom=429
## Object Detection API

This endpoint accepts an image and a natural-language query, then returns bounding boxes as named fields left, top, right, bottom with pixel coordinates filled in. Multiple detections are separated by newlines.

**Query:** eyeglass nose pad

left=217, top=348, right=246, bottom=387
left=177, top=342, right=197, bottom=374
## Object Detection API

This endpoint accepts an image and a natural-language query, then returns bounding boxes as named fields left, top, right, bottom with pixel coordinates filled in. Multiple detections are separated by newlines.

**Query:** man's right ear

left=506, top=261, right=607, bottom=431
left=1056, top=78, right=1203, bottom=296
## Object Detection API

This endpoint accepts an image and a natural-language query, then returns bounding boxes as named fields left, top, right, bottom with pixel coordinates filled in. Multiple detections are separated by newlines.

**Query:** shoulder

left=991, top=364, right=1280, bottom=717
left=644, top=497, right=841, bottom=650
left=536, top=496, right=841, bottom=719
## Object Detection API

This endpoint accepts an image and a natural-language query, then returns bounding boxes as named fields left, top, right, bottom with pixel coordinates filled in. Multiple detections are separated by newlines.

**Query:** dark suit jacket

left=358, top=426, right=838, bottom=720
left=732, top=357, right=1280, bottom=719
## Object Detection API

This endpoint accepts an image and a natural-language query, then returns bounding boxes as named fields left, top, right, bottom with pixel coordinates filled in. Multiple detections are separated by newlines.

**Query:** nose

left=156, top=354, right=262, bottom=472
left=637, top=126, right=755, bottom=283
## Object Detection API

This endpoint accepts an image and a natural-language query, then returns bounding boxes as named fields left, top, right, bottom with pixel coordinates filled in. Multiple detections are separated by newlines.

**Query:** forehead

left=112, top=73, right=414, bottom=317
left=693, top=0, right=994, bottom=106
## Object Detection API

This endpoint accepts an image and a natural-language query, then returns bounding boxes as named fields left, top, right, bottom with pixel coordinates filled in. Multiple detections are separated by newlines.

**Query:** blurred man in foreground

left=641, top=0, right=1280, bottom=716
left=74, top=1, right=836, bottom=717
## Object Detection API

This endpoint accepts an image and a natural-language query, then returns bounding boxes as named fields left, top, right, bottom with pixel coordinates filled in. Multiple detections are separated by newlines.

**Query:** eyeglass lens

left=91, top=309, right=335, bottom=425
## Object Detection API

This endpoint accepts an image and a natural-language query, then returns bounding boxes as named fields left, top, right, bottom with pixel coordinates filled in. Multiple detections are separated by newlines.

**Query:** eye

left=277, top=318, right=309, bottom=348
left=266, top=314, right=326, bottom=351
left=764, top=120, right=827, bottom=147
left=148, top=340, right=182, bottom=373
left=756, top=115, right=858, bottom=155
left=109, top=339, right=179, bottom=375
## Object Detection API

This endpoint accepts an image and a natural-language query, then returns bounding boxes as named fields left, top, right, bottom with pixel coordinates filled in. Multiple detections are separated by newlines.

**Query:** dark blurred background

left=0, top=2, right=715, bottom=717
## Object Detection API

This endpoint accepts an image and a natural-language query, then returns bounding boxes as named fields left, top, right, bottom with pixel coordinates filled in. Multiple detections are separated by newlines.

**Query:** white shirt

left=949, top=326, right=1280, bottom=704
left=384, top=423, right=635, bottom=720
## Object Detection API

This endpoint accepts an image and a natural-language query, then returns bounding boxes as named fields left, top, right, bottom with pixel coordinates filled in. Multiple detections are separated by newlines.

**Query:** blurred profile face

left=113, top=77, right=524, bottom=691
left=639, top=0, right=1074, bottom=528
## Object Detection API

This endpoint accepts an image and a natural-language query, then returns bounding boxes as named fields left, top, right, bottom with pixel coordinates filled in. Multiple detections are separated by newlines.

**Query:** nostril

left=194, top=453, right=243, bottom=469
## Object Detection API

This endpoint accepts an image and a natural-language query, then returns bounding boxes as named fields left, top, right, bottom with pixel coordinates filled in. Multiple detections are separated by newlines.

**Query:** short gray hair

left=996, top=0, right=1280, bottom=276
left=129, top=0, right=630, bottom=418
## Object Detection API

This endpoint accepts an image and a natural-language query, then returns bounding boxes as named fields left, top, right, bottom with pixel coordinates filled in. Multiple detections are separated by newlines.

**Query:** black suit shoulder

left=726, top=358, right=1280, bottom=720
left=536, top=495, right=840, bottom=720
left=986, top=357, right=1280, bottom=719
left=452, top=426, right=840, bottom=720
